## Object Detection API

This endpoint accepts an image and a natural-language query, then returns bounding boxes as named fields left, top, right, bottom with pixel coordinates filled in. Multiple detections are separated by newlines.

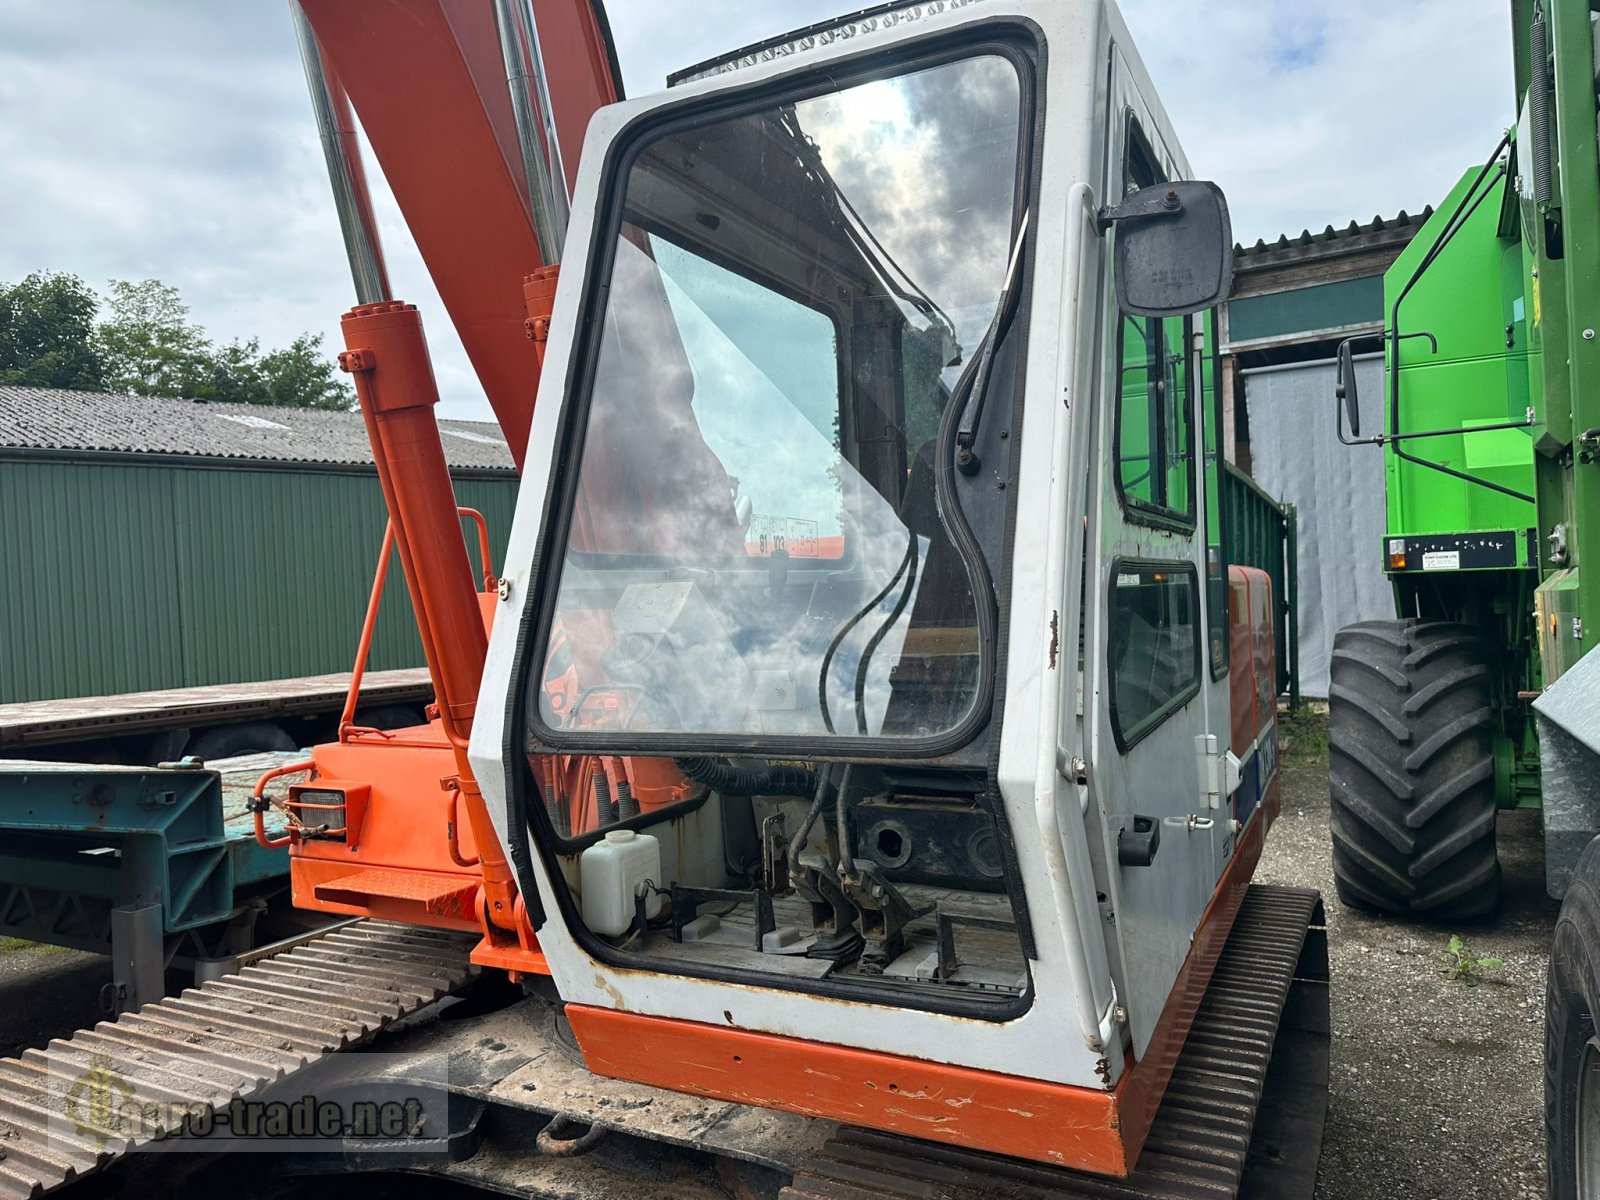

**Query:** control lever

left=794, top=851, right=862, bottom=963
left=836, top=861, right=923, bottom=975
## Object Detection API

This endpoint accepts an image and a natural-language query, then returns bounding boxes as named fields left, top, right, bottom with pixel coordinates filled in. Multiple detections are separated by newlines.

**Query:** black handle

left=1118, top=815, right=1161, bottom=867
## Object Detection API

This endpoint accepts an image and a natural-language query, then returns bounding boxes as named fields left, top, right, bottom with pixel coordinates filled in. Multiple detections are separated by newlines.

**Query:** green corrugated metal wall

left=0, top=454, right=519, bottom=703
left=1226, top=276, right=1384, bottom=344
left=1222, top=462, right=1299, bottom=702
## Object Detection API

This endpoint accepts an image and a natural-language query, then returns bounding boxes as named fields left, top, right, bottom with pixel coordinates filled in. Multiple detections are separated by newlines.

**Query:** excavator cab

left=463, top=0, right=1275, bottom=1173
left=266, top=0, right=1291, bottom=1183
left=521, top=47, right=1029, bottom=997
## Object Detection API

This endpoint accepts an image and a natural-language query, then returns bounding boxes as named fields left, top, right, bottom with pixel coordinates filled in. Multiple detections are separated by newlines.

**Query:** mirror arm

left=1095, top=188, right=1184, bottom=236
left=1392, top=329, right=1439, bottom=354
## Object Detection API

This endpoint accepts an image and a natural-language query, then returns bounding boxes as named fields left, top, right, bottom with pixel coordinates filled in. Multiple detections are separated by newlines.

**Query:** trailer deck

left=0, top=754, right=312, bottom=1012
left=0, top=669, right=431, bottom=753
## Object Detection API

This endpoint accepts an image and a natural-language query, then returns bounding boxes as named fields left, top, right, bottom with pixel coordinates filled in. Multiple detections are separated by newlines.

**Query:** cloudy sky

left=0, top=0, right=1511, bottom=422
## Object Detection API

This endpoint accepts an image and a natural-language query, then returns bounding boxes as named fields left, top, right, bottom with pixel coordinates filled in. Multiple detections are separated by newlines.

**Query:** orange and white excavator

left=241, top=1, right=1319, bottom=1196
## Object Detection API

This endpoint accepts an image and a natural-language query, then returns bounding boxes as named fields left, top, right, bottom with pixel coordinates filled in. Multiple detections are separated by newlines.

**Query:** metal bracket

left=1117, top=816, right=1161, bottom=867
left=836, top=861, right=921, bottom=975
left=108, top=903, right=164, bottom=1015
left=1096, top=187, right=1183, bottom=235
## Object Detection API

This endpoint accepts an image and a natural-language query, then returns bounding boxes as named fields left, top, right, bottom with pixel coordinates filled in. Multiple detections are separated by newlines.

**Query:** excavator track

left=780, top=885, right=1327, bottom=1200
left=0, top=919, right=477, bottom=1200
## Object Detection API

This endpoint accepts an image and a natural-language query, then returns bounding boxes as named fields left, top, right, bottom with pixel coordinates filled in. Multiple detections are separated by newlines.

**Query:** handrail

left=340, top=521, right=397, bottom=737
left=1384, top=132, right=1533, bottom=505
left=338, top=508, right=496, bottom=741
left=251, top=757, right=315, bottom=849
left=461, top=506, right=497, bottom=589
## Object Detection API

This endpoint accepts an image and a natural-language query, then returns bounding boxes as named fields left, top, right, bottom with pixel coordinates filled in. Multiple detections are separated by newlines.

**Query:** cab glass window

left=1109, top=563, right=1201, bottom=748
left=530, top=52, right=1027, bottom=752
left=1115, top=314, right=1193, bottom=521
left=1200, top=308, right=1229, bottom=678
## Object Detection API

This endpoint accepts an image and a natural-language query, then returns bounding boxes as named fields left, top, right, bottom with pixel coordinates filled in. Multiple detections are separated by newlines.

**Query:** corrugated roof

left=0, top=386, right=516, bottom=472
left=1234, top=207, right=1435, bottom=263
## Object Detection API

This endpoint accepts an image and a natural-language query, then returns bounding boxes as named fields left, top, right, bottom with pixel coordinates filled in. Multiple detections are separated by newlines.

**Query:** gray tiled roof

left=0, top=386, right=516, bottom=472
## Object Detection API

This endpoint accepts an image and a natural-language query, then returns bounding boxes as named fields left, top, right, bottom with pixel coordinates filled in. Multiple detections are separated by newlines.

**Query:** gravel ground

left=1258, top=710, right=1559, bottom=1200
left=0, top=940, right=107, bottom=1058
left=0, top=715, right=1562, bottom=1200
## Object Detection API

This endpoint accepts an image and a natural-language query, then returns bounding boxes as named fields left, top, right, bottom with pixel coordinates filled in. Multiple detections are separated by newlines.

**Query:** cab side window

left=1112, top=121, right=1194, bottom=528
left=1107, top=114, right=1204, bottom=750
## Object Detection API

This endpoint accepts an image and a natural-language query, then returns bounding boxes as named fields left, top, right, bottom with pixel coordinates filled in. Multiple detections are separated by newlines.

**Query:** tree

left=95, top=278, right=354, bottom=411
left=0, top=272, right=107, bottom=390
left=0, top=274, right=354, bottom=410
left=97, top=279, right=212, bottom=399
left=257, top=335, right=356, bottom=411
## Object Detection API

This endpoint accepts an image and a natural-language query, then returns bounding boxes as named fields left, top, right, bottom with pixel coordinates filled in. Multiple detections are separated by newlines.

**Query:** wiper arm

left=955, top=209, right=1031, bottom=474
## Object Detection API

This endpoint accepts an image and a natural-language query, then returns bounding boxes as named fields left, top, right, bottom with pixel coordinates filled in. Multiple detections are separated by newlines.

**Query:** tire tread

left=1328, top=618, right=1499, bottom=920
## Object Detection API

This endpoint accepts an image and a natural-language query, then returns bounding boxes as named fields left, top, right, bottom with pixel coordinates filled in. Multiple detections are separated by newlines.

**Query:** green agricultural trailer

left=1324, top=2, right=1600, bottom=1190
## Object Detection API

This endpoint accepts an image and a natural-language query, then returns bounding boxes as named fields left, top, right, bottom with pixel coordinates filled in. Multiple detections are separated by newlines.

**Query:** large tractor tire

left=1328, top=619, right=1499, bottom=920
left=1547, top=835, right=1600, bottom=1198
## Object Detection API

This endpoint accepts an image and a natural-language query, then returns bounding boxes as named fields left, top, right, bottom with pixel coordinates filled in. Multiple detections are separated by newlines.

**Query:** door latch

left=1117, top=815, right=1161, bottom=867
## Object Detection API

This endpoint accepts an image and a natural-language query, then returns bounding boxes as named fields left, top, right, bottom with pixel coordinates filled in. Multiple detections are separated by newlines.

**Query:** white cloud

left=1117, top=0, right=1512, bottom=243
left=0, top=0, right=1514, bottom=426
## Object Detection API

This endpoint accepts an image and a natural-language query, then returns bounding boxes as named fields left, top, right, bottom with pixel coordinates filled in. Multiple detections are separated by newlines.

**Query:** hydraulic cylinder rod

left=290, top=0, right=392, bottom=305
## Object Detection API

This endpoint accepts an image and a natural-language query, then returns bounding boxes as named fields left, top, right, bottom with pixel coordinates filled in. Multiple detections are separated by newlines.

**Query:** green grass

left=0, top=936, right=72, bottom=955
left=1278, top=703, right=1329, bottom=769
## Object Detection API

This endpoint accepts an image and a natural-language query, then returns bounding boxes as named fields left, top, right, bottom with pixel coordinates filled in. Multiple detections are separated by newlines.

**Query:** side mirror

left=1335, top=338, right=1360, bottom=439
left=1105, top=181, right=1235, bottom=317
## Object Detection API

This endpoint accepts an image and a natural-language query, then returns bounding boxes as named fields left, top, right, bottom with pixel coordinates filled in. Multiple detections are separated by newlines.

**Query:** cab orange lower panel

left=567, top=1004, right=1131, bottom=1174
left=568, top=779, right=1280, bottom=1177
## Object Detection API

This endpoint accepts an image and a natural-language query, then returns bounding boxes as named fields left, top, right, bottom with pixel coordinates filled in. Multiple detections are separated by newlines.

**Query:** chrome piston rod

left=289, top=0, right=393, bottom=305
left=493, top=0, right=571, bottom=263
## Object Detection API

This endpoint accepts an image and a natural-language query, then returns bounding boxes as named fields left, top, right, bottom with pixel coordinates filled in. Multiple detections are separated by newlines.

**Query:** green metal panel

left=1383, top=169, right=1538, bottom=540
left=1221, top=463, right=1299, bottom=702
left=1, top=458, right=186, bottom=702
left=1227, top=276, right=1384, bottom=345
left=1546, top=0, right=1600, bottom=678
left=0, top=454, right=518, bottom=703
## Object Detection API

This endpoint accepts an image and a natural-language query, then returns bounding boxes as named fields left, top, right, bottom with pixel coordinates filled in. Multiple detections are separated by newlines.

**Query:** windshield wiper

left=955, top=209, right=1031, bottom=474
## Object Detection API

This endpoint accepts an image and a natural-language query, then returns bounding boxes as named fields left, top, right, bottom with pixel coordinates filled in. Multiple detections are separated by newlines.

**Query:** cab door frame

left=1082, top=47, right=1235, bottom=1058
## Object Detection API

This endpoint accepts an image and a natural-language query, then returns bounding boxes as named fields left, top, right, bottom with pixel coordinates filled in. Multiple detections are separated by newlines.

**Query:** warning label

left=747, top=515, right=820, bottom=558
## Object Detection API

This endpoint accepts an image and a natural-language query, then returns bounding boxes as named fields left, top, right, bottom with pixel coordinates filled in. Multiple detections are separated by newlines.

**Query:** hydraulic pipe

left=290, top=1, right=392, bottom=305
left=494, top=0, right=571, bottom=263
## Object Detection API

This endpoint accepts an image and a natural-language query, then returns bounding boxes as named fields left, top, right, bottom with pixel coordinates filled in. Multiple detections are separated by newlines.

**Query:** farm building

left=1218, top=210, right=1431, bottom=696
left=0, top=385, right=518, bottom=703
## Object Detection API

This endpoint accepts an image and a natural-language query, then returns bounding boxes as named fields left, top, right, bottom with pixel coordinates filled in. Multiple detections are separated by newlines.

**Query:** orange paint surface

left=569, top=780, right=1281, bottom=1176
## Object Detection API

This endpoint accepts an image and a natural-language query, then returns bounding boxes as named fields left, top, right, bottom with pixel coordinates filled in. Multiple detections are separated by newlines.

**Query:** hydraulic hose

left=788, top=763, right=838, bottom=862
left=834, top=763, right=857, bottom=875
left=673, top=757, right=821, bottom=798
left=817, top=537, right=915, bottom=733
left=853, top=537, right=919, bottom=735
